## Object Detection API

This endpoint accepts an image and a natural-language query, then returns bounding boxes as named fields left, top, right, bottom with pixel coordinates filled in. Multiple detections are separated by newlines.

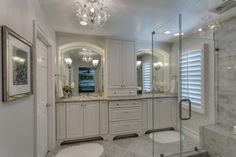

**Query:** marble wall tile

left=201, top=125, right=236, bottom=157
left=215, top=17, right=236, bottom=128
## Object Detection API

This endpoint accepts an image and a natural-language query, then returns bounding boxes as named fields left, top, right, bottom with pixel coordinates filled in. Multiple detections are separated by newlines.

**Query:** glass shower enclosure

left=150, top=1, right=216, bottom=156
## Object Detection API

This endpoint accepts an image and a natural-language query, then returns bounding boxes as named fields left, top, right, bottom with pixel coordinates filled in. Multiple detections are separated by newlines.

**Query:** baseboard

left=182, top=126, right=200, bottom=141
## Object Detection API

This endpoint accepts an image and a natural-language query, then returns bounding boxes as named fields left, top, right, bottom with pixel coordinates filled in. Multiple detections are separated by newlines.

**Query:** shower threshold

left=166, top=149, right=209, bottom=157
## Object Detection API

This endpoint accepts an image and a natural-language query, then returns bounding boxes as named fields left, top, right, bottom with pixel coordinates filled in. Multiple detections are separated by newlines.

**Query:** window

left=180, top=49, right=204, bottom=112
left=142, top=62, right=152, bottom=92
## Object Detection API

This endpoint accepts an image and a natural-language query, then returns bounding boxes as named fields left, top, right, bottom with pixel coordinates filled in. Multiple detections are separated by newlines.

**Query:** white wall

left=0, top=0, right=56, bottom=157
left=56, top=32, right=106, bottom=51
left=171, top=31, right=215, bottom=138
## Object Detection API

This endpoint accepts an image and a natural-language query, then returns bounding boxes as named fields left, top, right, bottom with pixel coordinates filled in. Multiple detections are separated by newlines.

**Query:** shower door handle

left=179, top=99, right=192, bottom=120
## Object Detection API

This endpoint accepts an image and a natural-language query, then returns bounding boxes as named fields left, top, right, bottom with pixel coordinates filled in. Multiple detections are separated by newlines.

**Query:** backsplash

left=215, top=17, right=236, bottom=128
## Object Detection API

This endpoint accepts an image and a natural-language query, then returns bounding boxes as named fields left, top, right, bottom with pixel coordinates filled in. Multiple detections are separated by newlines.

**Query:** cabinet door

left=56, top=103, right=66, bottom=140
left=147, top=98, right=177, bottom=130
left=84, top=102, right=100, bottom=136
left=156, top=98, right=176, bottom=129
left=147, top=99, right=154, bottom=130
left=100, top=101, right=108, bottom=134
left=66, top=103, right=84, bottom=139
left=107, top=40, right=123, bottom=88
left=141, top=100, right=148, bottom=130
left=123, top=41, right=136, bottom=88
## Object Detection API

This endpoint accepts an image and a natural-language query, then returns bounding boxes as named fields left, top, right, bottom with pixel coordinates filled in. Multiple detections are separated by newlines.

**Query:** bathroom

left=0, top=0, right=235, bottom=157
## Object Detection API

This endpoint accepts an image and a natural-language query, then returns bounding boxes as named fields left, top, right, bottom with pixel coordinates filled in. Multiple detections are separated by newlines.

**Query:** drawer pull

left=116, top=104, right=120, bottom=106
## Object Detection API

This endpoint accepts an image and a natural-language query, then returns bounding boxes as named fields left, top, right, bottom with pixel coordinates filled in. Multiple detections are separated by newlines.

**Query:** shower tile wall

left=215, top=17, right=236, bottom=128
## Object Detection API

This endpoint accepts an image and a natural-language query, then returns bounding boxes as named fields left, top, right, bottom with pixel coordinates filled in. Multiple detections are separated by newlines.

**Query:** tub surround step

left=201, top=124, right=236, bottom=157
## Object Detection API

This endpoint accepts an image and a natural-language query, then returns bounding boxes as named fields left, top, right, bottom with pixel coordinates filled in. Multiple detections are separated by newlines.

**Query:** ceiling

left=39, top=0, right=236, bottom=41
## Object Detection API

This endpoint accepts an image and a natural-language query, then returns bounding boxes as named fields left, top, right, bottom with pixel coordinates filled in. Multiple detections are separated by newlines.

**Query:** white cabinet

left=56, top=101, right=107, bottom=141
left=107, top=39, right=137, bottom=97
left=123, top=41, right=136, bottom=88
left=100, top=101, right=109, bottom=134
left=66, top=103, right=84, bottom=139
left=107, top=40, right=123, bottom=88
left=83, top=102, right=100, bottom=136
left=56, top=103, right=66, bottom=140
left=141, top=99, right=148, bottom=130
left=145, top=98, right=177, bottom=130
left=109, top=100, right=142, bottom=137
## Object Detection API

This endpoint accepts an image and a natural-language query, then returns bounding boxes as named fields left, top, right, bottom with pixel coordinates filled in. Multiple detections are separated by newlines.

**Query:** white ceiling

left=39, top=0, right=236, bottom=41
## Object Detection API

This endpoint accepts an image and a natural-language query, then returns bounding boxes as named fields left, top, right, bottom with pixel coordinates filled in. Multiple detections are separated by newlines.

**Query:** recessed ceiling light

left=174, top=33, right=179, bottom=36
left=80, top=21, right=88, bottom=26
left=198, top=28, right=203, bottom=32
left=164, top=31, right=171, bottom=34
left=82, top=48, right=87, bottom=51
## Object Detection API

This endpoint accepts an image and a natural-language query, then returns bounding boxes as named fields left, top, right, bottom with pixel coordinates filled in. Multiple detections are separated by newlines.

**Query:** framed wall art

left=2, top=26, right=33, bottom=102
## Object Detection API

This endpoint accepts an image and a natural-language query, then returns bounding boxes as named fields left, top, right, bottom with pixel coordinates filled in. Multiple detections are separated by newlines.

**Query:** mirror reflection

left=137, top=49, right=170, bottom=94
left=62, top=48, right=103, bottom=95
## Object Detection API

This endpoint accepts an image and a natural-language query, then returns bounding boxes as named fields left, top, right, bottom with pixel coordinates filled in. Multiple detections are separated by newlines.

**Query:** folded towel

left=58, top=79, right=64, bottom=98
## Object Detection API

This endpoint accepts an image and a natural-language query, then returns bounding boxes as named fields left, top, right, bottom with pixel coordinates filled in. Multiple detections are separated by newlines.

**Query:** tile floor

left=47, top=133, right=199, bottom=157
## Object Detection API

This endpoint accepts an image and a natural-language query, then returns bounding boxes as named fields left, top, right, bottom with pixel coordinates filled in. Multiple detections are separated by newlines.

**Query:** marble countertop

left=56, top=94, right=178, bottom=103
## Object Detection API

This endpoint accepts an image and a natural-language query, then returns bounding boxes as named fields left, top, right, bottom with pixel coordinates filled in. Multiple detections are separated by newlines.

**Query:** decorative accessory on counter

left=63, top=85, right=73, bottom=97
left=170, top=75, right=177, bottom=94
left=137, top=87, right=142, bottom=95
left=2, top=26, right=33, bottom=102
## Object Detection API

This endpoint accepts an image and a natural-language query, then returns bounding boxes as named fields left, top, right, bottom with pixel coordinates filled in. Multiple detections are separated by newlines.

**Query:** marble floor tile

left=47, top=134, right=199, bottom=157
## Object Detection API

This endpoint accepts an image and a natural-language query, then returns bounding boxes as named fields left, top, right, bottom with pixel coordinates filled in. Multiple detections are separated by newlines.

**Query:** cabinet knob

left=116, top=104, right=119, bottom=106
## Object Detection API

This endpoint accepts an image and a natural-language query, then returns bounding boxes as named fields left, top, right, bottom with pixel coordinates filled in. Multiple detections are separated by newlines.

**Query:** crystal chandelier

left=75, top=0, right=110, bottom=28
left=82, top=56, right=93, bottom=63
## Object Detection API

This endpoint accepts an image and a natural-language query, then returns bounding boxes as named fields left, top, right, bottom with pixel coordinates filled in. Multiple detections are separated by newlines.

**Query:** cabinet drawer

left=110, top=107, right=141, bottom=122
left=108, top=88, right=137, bottom=97
left=110, top=120, right=141, bottom=135
left=109, top=100, right=141, bottom=108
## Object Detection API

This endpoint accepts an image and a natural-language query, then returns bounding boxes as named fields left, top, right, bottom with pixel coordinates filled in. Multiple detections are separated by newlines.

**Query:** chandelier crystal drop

left=82, top=56, right=93, bottom=63
left=75, top=0, right=110, bottom=28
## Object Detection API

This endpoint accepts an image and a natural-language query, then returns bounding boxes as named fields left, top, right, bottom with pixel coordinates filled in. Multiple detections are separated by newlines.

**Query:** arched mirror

left=57, top=42, right=104, bottom=97
left=136, top=49, right=170, bottom=94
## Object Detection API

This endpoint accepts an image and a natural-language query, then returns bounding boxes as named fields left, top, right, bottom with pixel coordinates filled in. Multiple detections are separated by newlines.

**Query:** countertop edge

left=56, top=95, right=178, bottom=103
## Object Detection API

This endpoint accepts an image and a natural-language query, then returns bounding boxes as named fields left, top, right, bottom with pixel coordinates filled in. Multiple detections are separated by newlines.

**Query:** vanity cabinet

left=146, top=98, right=177, bottom=130
left=66, top=102, right=84, bottom=138
left=56, top=101, right=108, bottom=141
left=107, top=39, right=137, bottom=97
left=56, top=103, right=66, bottom=140
left=109, top=100, right=142, bottom=137
left=83, top=102, right=100, bottom=137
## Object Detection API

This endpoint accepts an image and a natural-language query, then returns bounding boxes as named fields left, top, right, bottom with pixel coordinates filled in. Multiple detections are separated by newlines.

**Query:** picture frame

left=2, top=26, right=33, bottom=102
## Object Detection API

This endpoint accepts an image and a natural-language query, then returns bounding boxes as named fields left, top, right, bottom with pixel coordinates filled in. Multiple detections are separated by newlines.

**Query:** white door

left=36, top=39, right=48, bottom=157
left=84, top=102, right=100, bottom=136
left=66, top=103, right=84, bottom=138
